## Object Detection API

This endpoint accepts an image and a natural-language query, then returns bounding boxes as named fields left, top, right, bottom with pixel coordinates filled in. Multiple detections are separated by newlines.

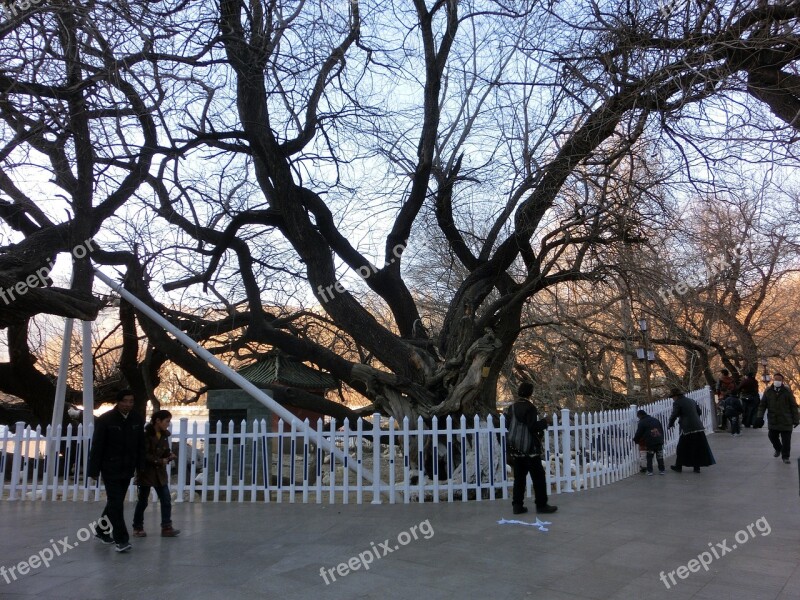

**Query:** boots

left=161, top=524, right=180, bottom=537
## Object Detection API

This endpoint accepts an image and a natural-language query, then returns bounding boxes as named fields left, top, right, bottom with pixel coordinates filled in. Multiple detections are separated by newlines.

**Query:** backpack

left=504, top=403, right=538, bottom=455
left=646, top=425, right=663, bottom=446
left=723, top=396, right=743, bottom=418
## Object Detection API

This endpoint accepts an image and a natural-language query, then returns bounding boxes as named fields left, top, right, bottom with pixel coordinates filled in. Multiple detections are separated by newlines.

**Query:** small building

left=207, top=351, right=337, bottom=433
left=203, top=352, right=337, bottom=496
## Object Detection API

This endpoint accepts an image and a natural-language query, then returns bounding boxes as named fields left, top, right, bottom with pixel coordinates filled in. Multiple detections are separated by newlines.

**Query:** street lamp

left=761, top=357, right=770, bottom=384
left=637, top=318, right=655, bottom=404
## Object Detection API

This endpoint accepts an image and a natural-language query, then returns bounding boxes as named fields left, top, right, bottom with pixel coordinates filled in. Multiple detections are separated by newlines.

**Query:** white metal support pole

left=81, top=321, right=95, bottom=482
left=51, top=319, right=74, bottom=428
left=81, top=321, right=94, bottom=431
left=93, top=269, right=382, bottom=490
left=47, top=318, right=74, bottom=487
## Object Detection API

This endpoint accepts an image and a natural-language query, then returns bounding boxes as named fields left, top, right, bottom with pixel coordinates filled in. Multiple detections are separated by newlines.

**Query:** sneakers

left=774, top=450, right=781, bottom=458
left=161, top=525, right=181, bottom=537
left=132, top=528, right=147, bottom=538
left=94, top=532, right=114, bottom=545
left=646, top=471, right=654, bottom=476
left=512, top=505, right=528, bottom=515
left=659, top=470, right=666, bottom=475
left=783, top=458, right=791, bottom=464
left=536, top=505, right=558, bottom=514
left=115, top=542, right=132, bottom=553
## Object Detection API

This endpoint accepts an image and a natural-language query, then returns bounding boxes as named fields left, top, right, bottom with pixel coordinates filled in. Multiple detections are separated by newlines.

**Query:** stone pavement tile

left=705, top=566, right=790, bottom=595
left=0, top=574, right=79, bottom=596
left=540, top=574, right=633, bottom=599
left=548, top=533, right=641, bottom=562
left=15, top=575, right=119, bottom=600
left=540, top=563, right=644, bottom=599
left=693, top=580, right=782, bottom=600
left=722, top=553, right=797, bottom=578
left=595, top=540, right=683, bottom=567
left=606, top=576, right=706, bottom=600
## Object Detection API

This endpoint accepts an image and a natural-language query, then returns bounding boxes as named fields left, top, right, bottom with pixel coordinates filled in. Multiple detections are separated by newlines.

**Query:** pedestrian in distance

left=633, top=409, right=666, bottom=475
left=715, top=369, right=735, bottom=431
left=668, top=388, right=715, bottom=473
left=88, top=390, right=145, bottom=553
left=504, top=382, right=558, bottom=515
left=722, top=394, right=743, bottom=436
left=736, top=372, right=760, bottom=428
left=132, top=410, right=180, bottom=538
left=754, top=373, right=799, bottom=464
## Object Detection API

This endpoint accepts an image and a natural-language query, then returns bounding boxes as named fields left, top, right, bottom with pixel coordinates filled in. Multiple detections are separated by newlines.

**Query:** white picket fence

left=0, top=387, right=714, bottom=504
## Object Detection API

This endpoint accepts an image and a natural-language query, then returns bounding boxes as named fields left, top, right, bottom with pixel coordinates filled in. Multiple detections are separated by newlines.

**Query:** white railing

left=0, top=386, right=714, bottom=504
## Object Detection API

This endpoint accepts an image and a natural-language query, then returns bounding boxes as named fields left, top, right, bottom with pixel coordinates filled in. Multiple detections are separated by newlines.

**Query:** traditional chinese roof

left=236, top=352, right=338, bottom=391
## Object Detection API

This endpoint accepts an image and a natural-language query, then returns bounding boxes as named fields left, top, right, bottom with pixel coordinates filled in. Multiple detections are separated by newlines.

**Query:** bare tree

left=2, top=0, right=800, bottom=425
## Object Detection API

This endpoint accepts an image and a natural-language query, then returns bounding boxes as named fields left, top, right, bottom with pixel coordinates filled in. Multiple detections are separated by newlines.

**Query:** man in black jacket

left=88, top=390, right=144, bottom=553
left=506, top=382, right=557, bottom=515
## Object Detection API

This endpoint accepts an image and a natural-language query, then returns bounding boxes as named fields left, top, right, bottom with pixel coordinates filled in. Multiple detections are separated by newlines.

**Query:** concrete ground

left=1, top=428, right=799, bottom=600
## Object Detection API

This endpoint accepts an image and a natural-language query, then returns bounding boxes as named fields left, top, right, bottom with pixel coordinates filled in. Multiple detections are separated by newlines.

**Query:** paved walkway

left=1, top=428, right=799, bottom=600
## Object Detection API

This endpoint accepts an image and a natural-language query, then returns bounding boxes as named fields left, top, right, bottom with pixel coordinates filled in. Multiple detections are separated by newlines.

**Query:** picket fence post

left=9, top=422, right=25, bottom=500
left=560, top=409, right=573, bottom=493
left=176, top=418, right=188, bottom=503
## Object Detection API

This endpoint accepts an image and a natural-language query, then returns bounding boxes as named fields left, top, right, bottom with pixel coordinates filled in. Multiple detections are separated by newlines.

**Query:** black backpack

left=646, top=425, right=663, bottom=445
left=504, top=403, right=538, bottom=455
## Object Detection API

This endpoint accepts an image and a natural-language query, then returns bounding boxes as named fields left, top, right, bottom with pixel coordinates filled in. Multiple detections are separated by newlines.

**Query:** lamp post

left=637, top=318, right=655, bottom=405
left=761, top=357, right=770, bottom=385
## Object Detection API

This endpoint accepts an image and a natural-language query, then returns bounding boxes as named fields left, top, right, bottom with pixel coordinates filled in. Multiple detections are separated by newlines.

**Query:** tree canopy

left=1, top=0, right=799, bottom=425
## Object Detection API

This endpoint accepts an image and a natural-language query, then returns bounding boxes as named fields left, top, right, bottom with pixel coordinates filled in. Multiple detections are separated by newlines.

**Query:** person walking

left=754, top=373, right=799, bottom=464
left=633, top=409, right=665, bottom=475
left=668, top=388, right=715, bottom=473
left=505, top=382, right=557, bottom=515
left=736, top=372, right=760, bottom=428
left=716, top=369, right=735, bottom=431
left=132, top=410, right=180, bottom=538
left=88, top=390, right=145, bottom=553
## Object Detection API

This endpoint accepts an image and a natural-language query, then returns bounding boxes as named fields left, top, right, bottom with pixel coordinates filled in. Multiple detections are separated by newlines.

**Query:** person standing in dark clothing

left=668, top=388, right=715, bottom=473
left=506, top=382, right=557, bottom=515
left=716, top=369, right=735, bottom=430
left=633, top=410, right=665, bottom=475
left=754, top=373, right=799, bottom=464
left=88, top=390, right=144, bottom=553
left=736, top=372, right=760, bottom=428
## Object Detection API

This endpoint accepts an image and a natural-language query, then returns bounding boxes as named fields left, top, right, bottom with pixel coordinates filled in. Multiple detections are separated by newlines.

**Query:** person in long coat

left=668, top=388, right=715, bottom=473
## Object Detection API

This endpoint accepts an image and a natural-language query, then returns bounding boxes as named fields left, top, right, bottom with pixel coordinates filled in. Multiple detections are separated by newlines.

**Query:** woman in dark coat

left=668, top=388, right=715, bottom=473
left=132, top=410, right=180, bottom=537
